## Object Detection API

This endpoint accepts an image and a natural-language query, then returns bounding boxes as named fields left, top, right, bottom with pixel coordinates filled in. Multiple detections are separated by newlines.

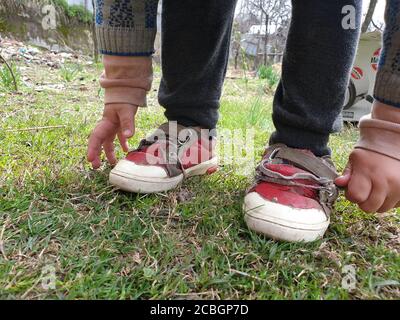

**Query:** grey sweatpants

left=159, top=0, right=362, bottom=156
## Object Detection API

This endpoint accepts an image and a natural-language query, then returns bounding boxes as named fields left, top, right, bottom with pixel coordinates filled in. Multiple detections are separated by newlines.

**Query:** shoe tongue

left=265, top=162, right=311, bottom=177
left=147, top=123, right=199, bottom=142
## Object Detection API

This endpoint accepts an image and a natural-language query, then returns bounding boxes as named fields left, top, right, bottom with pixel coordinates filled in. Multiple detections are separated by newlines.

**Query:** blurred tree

left=246, top=0, right=291, bottom=65
left=362, top=0, right=378, bottom=33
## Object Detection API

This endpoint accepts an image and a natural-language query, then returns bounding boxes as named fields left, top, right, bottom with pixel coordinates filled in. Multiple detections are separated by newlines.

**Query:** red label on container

left=371, top=48, right=381, bottom=71
left=351, top=66, right=363, bottom=80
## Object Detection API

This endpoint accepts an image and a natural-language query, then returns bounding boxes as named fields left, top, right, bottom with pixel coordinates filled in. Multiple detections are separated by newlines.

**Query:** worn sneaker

left=243, top=144, right=339, bottom=242
left=109, top=122, right=218, bottom=193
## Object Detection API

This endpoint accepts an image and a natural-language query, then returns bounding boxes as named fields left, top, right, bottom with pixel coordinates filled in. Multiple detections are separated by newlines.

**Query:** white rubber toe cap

left=109, top=157, right=218, bottom=194
left=111, top=159, right=168, bottom=179
left=243, top=191, right=330, bottom=242
left=109, top=159, right=183, bottom=193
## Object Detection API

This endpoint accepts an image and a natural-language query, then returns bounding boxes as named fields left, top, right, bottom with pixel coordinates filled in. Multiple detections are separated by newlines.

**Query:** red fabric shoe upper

left=251, top=158, right=323, bottom=210
left=125, top=135, right=216, bottom=175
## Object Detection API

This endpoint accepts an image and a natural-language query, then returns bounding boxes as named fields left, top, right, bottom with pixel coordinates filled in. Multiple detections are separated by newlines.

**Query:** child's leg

left=96, top=1, right=234, bottom=192
left=158, top=0, right=238, bottom=129
left=244, top=0, right=364, bottom=242
left=269, top=0, right=362, bottom=156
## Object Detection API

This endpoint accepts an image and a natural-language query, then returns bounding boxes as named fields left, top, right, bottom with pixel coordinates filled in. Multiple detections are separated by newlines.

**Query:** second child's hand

left=336, top=149, right=400, bottom=213
left=87, top=104, right=138, bottom=169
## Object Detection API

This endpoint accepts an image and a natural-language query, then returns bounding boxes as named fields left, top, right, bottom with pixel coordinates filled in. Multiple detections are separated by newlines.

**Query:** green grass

left=0, top=62, right=21, bottom=92
left=0, top=58, right=399, bottom=300
left=60, top=63, right=82, bottom=82
left=257, top=64, right=280, bottom=90
left=51, top=0, right=93, bottom=24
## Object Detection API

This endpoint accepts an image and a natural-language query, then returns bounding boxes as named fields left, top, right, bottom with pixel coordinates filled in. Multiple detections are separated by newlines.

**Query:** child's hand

left=87, top=104, right=138, bottom=169
left=335, top=148, right=400, bottom=213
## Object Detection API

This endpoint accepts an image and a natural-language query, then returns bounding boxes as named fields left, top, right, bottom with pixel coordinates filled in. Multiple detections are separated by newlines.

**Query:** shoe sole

left=109, top=157, right=218, bottom=194
left=243, top=192, right=329, bottom=243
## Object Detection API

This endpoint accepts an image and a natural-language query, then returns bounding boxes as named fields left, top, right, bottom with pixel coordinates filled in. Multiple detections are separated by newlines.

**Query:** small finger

left=88, top=131, right=103, bottom=169
left=359, top=181, right=387, bottom=213
left=377, top=195, right=400, bottom=213
left=87, top=120, right=117, bottom=169
left=345, top=172, right=372, bottom=204
left=118, top=131, right=129, bottom=152
left=335, top=166, right=352, bottom=187
left=118, top=106, right=136, bottom=138
left=103, top=139, right=117, bottom=165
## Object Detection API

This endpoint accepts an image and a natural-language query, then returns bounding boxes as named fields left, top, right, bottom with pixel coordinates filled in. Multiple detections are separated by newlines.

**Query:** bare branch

left=362, top=0, right=378, bottom=33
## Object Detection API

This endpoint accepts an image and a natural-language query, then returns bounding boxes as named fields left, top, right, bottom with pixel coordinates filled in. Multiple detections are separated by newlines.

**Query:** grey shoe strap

left=266, top=144, right=338, bottom=180
left=134, top=123, right=204, bottom=178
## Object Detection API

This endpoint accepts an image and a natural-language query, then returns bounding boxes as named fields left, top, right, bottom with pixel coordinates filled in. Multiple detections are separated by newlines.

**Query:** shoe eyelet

left=268, top=148, right=281, bottom=161
left=178, top=130, right=193, bottom=145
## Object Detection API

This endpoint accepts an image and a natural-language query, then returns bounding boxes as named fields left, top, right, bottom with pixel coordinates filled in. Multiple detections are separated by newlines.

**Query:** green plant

left=240, top=47, right=249, bottom=87
left=67, top=4, right=93, bottom=23
left=60, top=63, right=82, bottom=82
left=51, top=0, right=70, bottom=14
left=0, top=61, right=20, bottom=91
left=51, top=0, right=93, bottom=24
left=0, top=17, right=8, bottom=33
left=248, top=96, right=268, bottom=128
left=257, top=64, right=280, bottom=89
left=153, top=63, right=161, bottom=74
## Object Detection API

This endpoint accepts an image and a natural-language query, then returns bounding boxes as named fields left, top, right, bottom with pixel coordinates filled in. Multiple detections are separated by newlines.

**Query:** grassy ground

left=0, top=57, right=399, bottom=300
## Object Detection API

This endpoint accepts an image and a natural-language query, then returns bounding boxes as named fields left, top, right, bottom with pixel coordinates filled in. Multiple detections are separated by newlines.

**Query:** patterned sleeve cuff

left=96, top=26, right=156, bottom=56
left=94, top=0, right=158, bottom=56
left=373, top=70, right=400, bottom=109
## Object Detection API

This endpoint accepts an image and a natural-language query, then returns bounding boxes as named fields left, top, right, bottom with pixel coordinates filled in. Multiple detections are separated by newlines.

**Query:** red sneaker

left=244, top=144, right=339, bottom=242
left=109, top=122, right=218, bottom=193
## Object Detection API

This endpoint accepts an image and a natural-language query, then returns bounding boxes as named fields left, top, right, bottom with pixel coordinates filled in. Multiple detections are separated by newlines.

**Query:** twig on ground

left=4, top=125, right=67, bottom=132
left=175, top=291, right=214, bottom=297
left=20, top=277, right=41, bottom=299
left=229, top=268, right=264, bottom=282
left=0, top=223, right=8, bottom=261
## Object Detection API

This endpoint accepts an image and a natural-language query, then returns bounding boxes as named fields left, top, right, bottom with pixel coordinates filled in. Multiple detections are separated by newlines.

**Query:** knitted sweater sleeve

left=94, top=0, right=158, bottom=56
left=373, top=0, right=400, bottom=108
